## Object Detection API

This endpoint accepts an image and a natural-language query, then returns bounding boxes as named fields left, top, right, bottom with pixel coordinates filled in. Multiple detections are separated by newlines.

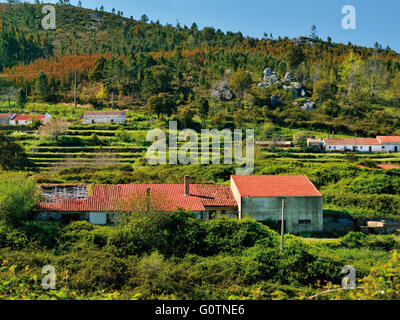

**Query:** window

left=299, top=219, right=312, bottom=225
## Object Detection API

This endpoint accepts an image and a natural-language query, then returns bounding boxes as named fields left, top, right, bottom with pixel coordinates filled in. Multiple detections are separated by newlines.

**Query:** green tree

left=229, top=70, right=252, bottom=98
left=17, top=88, right=28, bottom=106
left=177, top=105, right=195, bottom=127
left=287, top=45, right=305, bottom=70
left=0, top=133, right=30, bottom=170
left=312, top=79, right=333, bottom=103
left=196, top=97, right=209, bottom=123
left=146, top=93, right=176, bottom=118
left=35, top=71, right=49, bottom=101
left=142, top=65, right=173, bottom=97
left=0, top=173, right=38, bottom=226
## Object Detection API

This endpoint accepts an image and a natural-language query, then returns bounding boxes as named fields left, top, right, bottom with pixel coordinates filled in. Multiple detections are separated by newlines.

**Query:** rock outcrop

left=301, top=100, right=317, bottom=111
left=283, top=82, right=306, bottom=99
left=210, top=80, right=234, bottom=101
left=258, top=67, right=280, bottom=87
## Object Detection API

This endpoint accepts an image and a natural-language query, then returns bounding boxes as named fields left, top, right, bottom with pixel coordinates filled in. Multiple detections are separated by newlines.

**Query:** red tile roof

left=39, top=184, right=209, bottom=213
left=231, top=175, right=322, bottom=198
left=323, top=138, right=380, bottom=146
left=196, top=184, right=238, bottom=207
left=377, top=136, right=400, bottom=143
left=13, top=115, right=46, bottom=121
left=84, top=111, right=124, bottom=116
left=0, top=113, right=15, bottom=119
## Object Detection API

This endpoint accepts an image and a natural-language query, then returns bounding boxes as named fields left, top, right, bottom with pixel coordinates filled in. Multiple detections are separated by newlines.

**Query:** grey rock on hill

left=210, top=80, right=234, bottom=101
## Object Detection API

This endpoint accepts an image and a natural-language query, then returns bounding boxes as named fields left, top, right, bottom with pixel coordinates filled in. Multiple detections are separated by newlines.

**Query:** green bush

left=0, top=173, right=38, bottom=226
left=341, top=232, right=367, bottom=248
left=203, top=218, right=278, bottom=255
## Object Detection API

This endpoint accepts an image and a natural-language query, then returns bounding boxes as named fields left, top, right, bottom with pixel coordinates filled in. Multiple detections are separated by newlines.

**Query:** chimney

left=184, top=175, right=190, bottom=196
left=332, top=131, right=335, bottom=140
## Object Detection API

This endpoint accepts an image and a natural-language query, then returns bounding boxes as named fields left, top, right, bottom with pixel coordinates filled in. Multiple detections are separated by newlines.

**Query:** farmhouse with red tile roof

left=10, top=113, right=51, bottom=125
left=37, top=175, right=323, bottom=233
left=323, top=136, right=400, bottom=153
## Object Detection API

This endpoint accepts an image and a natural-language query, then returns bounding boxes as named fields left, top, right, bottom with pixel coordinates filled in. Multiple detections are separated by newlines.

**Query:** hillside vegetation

left=1, top=3, right=400, bottom=137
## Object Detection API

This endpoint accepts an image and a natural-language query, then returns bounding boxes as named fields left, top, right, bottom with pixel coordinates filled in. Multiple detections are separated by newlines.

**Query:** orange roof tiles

left=13, top=115, right=46, bottom=121
left=39, top=184, right=210, bottom=213
left=323, top=138, right=380, bottom=146
left=377, top=136, right=400, bottom=143
left=0, top=113, right=15, bottom=119
left=196, top=184, right=238, bottom=207
left=231, top=175, right=322, bottom=198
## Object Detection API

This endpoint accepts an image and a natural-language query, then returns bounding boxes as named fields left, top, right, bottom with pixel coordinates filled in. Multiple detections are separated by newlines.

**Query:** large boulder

left=263, top=68, right=273, bottom=77
left=259, top=67, right=280, bottom=87
left=210, top=80, right=234, bottom=101
left=283, top=82, right=306, bottom=98
left=301, top=100, right=317, bottom=111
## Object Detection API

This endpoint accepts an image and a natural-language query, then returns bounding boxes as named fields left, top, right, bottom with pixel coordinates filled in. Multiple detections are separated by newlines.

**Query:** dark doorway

left=395, top=146, right=398, bottom=152
left=369, top=146, right=372, bottom=152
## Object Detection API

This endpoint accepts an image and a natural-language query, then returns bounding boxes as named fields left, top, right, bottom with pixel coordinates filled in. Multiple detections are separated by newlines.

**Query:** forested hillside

left=2, top=2, right=400, bottom=136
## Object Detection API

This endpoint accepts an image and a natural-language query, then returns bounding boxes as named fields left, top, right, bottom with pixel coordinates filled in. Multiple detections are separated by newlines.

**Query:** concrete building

left=37, top=175, right=323, bottom=233
left=83, top=111, right=125, bottom=124
left=230, top=175, right=323, bottom=233
left=10, top=113, right=51, bottom=125
left=0, top=113, right=16, bottom=124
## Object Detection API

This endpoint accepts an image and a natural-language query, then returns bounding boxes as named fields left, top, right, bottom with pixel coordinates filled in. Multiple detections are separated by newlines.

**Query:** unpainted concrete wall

left=241, top=196, right=323, bottom=233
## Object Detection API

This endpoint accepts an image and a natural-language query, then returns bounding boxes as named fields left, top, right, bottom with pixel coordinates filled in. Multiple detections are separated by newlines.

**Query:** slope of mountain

left=2, top=2, right=400, bottom=137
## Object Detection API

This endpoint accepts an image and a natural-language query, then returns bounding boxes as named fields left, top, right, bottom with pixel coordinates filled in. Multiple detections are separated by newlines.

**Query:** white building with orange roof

left=323, top=136, right=400, bottom=153
left=376, top=136, right=400, bottom=152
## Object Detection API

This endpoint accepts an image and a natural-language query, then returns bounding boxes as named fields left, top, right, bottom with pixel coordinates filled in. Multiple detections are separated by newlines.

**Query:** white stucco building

left=10, top=113, right=51, bottom=125
left=376, top=136, right=400, bottom=152
left=322, top=136, right=400, bottom=153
